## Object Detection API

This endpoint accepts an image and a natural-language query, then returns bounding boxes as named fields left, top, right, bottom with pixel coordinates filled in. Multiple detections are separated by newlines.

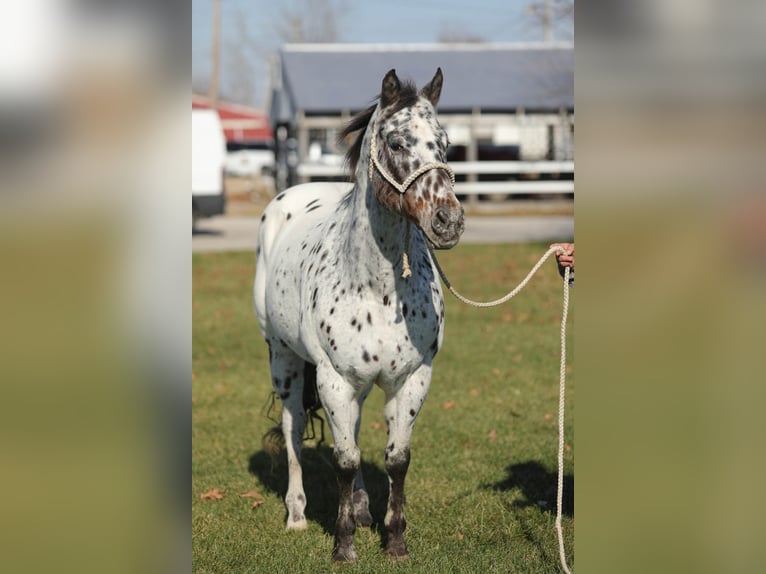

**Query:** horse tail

left=302, top=362, right=321, bottom=414
left=261, top=423, right=286, bottom=462
left=262, top=361, right=325, bottom=463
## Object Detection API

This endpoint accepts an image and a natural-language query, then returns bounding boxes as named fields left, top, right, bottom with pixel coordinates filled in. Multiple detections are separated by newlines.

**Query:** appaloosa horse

left=254, top=68, right=464, bottom=562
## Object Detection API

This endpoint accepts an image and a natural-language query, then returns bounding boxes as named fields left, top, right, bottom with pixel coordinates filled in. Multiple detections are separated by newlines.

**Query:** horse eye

left=388, top=140, right=403, bottom=152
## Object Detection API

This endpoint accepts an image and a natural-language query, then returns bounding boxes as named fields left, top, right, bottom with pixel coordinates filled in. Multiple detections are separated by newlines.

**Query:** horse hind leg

left=268, top=341, right=308, bottom=530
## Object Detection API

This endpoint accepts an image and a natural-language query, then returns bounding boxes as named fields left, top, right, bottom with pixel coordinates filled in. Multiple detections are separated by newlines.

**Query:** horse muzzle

left=429, top=204, right=464, bottom=249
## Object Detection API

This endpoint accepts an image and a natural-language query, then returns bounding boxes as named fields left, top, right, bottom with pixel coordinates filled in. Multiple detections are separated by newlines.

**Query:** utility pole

left=209, top=0, right=221, bottom=107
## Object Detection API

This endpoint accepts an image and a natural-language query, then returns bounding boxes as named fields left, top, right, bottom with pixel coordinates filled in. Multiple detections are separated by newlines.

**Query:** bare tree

left=276, top=0, right=349, bottom=43
left=527, top=0, right=574, bottom=42
left=223, top=12, right=261, bottom=106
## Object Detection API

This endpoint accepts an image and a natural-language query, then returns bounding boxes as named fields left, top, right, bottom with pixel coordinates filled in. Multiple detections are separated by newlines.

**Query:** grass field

left=192, top=242, right=574, bottom=573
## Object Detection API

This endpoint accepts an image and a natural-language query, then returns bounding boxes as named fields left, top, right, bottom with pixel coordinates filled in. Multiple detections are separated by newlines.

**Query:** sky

left=192, top=0, right=573, bottom=107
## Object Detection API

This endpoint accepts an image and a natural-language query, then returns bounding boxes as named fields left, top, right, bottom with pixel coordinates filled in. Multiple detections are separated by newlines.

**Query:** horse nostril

left=435, top=207, right=450, bottom=226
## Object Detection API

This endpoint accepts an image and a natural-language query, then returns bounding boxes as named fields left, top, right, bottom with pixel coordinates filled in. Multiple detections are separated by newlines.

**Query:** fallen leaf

left=216, top=386, right=228, bottom=394
left=200, top=488, right=224, bottom=500
left=565, top=444, right=572, bottom=452
left=502, top=312, right=513, bottom=322
left=442, top=400, right=456, bottom=410
left=240, top=490, right=264, bottom=500
left=368, top=421, right=384, bottom=430
left=468, top=389, right=480, bottom=397
left=488, top=429, right=498, bottom=442
left=492, top=368, right=501, bottom=377
left=544, top=413, right=553, bottom=421
left=207, top=346, right=217, bottom=356
left=457, top=532, right=465, bottom=541
left=241, top=490, right=265, bottom=509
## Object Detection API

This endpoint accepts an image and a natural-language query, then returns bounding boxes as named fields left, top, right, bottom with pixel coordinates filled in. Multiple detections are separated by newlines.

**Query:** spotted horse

left=254, top=68, right=464, bottom=562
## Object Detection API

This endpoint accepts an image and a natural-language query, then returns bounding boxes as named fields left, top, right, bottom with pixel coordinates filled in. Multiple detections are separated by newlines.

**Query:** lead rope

left=429, top=245, right=573, bottom=574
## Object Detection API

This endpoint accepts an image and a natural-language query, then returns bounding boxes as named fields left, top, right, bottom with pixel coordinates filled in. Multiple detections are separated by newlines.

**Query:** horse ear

left=380, top=69, right=401, bottom=108
left=420, top=67, right=443, bottom=107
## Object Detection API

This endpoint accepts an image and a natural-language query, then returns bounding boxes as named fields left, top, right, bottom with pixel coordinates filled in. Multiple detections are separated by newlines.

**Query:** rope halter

left=368, top=121, right=456, bottom=209
left=367, top=121, right=456, bottom=279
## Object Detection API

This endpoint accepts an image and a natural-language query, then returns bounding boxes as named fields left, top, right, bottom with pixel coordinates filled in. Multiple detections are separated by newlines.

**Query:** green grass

left=193, top=243, right=574, bottom=573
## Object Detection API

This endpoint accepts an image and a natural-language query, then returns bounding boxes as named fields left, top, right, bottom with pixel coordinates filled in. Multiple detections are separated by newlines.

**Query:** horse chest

left=304, top=280, right=443, bottom=385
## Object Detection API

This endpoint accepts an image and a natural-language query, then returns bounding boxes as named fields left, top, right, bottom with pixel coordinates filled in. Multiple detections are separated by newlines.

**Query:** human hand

left=550, top=243, right=574, bottom=269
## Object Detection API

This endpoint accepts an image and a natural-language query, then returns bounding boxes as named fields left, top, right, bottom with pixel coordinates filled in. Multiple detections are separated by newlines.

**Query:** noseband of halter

left=368, top=120, right=456, bottom=212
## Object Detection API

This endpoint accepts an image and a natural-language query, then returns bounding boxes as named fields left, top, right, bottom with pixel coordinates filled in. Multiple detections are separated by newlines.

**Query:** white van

left=192, top=109, right=226, bottom=224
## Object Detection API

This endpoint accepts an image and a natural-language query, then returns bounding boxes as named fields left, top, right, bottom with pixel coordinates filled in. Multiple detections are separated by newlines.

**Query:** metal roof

left=273, top=43, right=573, bottom=119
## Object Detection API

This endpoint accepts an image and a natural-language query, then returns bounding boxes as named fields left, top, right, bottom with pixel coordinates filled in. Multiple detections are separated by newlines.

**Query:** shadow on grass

left=483, top=460, right=573, bottom=517
left=248, top=446, right=391, bottom=537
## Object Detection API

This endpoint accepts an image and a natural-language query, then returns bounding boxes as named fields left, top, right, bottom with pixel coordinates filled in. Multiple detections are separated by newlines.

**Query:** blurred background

left=191, top=0, right=575, bottom=244
left=1, top=0, right=765, bottom=572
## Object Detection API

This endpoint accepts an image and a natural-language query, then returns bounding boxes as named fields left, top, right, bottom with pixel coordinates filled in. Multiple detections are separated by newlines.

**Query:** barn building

left=268, top=43, right=573, bottom=196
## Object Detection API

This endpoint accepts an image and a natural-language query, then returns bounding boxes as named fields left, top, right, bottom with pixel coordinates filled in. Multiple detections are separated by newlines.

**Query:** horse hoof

left=332, top=547, right=358, bottom=563
left=286, top=518, right=308, bottom=531
left=354, top=510, right=373, bottom=528
left=385, top=550, right=409, bottom=561
left=384, top=544, right=409, bottom=560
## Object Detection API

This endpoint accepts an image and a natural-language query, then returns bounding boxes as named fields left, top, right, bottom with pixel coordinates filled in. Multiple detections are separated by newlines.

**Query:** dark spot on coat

left=280, top=391, right=290, bottom=400
left=286, top=212, right=292, bottom=220
left=362, top=350, right=370, bottom=362
left=383, top=295, right=389, bottom=306
left=402, top=303, right=408, bottom=316
left=366, top=312, right=372, bottom=325
left=409, top=409, right=416, bottom=417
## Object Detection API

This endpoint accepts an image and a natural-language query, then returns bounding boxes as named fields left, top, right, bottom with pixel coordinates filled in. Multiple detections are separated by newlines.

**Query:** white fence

left=296, top=160, right=574, bottom=196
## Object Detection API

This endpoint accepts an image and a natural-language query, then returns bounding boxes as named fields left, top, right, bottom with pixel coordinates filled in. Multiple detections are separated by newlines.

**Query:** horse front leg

left=352, top=390, right=374, bottom=528
left=383, top=364, right=432, bottom=559
left=317, top=365, right=364, bottom=562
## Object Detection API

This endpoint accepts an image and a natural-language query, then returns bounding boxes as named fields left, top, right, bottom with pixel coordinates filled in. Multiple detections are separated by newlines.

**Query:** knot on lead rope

left=401, top=222, right=412, bottom=278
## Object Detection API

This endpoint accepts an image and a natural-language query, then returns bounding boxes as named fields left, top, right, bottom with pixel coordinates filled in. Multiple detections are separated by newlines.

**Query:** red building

left=192, top=94, right=273, bottom=144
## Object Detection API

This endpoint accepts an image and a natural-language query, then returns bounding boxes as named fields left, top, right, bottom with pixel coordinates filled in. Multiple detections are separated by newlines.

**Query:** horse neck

left=340, top=123, right=413, bottom=293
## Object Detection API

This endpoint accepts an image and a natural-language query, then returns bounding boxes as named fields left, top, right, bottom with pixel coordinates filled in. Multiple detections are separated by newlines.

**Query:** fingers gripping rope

left=429, top=245, right=573, bottom=573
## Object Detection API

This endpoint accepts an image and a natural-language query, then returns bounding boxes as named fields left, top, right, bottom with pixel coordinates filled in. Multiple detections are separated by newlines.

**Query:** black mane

left=339, top=80, right=419, bottom=180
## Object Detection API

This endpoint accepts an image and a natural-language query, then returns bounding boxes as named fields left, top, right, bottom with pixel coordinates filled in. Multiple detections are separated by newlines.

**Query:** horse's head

left=368, top=68, right=464, bottom=249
